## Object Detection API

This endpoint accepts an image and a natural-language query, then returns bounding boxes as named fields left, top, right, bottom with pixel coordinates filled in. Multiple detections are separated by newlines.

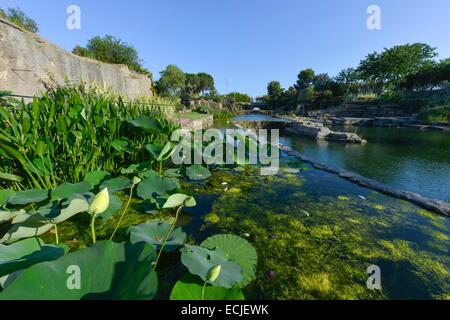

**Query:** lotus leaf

left=0, top=210, right=24, bottom=223
left=180, top=245, right=243, bottom=289
left=201, top=234, right=257, bottom=287
left=170, top=273, right=244, bottom=300
left=163, top=194, right=197, bottom=209
left=137, top=172, right=179, bottom=201
left=0, top=241, right=158, bottom=300
left=186, top=165, right=211, bottom=181
left=8, top=189, right=48, bottom=206
left=0, top=189, right=15, bottom=207
left=0, top=238, right=68, bottom=278
left=51, top=182, right=91, bottom=200
left=100, top=176, right=131, bottom=192
left=83, top=170, right=111, bottom=189
left=128, top=220, right=186, bottom=252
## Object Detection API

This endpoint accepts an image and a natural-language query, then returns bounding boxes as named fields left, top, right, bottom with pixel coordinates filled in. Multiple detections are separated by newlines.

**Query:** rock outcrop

left=285, top=120, right=367, bottom=144
left=0, top=17, right=152, bottom=99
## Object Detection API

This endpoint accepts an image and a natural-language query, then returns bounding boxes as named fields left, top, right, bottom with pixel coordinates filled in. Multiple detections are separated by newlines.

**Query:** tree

left=197, top=73, right=215, bottom=95
left=226, top=92, right=253, bottom=103
left=0, top=7, right=39, bottom=33
left=156, top=65, right=186, bottom=97
left=266, top=81, right=284, bottom=107
left=357, top=43, right=437, bottom=92
left=185, top=73, right=201, bottom=95
left=72, top=35, right=151, bottom=78
left=401, top=59, right=450, bottom=90
left=313, top=73, right=333, bottom=92
left=295, top=68, right=315, bottom=90
left=335, top=68, right=360, bottom=97
left=184, top=72, right=215, bottom=96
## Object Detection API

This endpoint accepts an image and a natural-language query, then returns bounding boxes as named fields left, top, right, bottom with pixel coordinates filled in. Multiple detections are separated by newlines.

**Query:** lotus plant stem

left=201, top=281, right=208, bottom=300
left=153, top=205, right=183, bottom=270
left=54, top=224, right=59, bottom=244
left=90, top=214, right=97, bottom=244
left=109, top=185, right=135, bottom=240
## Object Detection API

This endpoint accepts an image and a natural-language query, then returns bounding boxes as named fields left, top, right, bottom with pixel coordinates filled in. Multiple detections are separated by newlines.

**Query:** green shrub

left=193, top=104, right=214, bottom=114
left=73, top=35, right=152, bottom=79
left=417, top=105, right=450, bottom=123
left=214, top=110, right=233, bottom=120
left=0, top=7, right=39, bottom=33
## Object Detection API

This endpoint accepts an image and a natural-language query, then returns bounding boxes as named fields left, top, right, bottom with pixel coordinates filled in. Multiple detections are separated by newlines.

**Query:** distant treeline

left=261, top=43, right=450, bottom=113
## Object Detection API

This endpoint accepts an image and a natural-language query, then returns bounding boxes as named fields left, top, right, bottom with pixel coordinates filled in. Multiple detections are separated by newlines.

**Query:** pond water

left=50, top=115, right=449, bottom=300
left=233, top=114, right=450, bottom=201
left=183, top=164, right=449, bottom=299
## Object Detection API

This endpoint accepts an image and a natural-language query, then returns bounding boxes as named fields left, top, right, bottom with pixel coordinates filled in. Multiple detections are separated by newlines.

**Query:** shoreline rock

left=285, top=120, right=367, bottom=144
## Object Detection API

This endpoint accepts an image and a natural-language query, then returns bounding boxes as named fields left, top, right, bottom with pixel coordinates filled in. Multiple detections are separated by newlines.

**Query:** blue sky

left=2, top=0, right=450, bottom=97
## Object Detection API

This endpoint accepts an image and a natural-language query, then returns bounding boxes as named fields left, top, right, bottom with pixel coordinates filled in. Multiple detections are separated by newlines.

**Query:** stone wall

left=0, top=17, right=152, bottom=99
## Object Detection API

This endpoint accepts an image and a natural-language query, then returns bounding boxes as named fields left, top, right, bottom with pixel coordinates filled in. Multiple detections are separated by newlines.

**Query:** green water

left=49, top=162, right=449, bottom=300
left=185, top=164, right=449, bottom=300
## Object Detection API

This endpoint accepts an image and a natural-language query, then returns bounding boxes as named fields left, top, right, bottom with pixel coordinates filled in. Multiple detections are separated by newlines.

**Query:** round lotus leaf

left=0, top=223, right=54, bottom=244
left=170, top=273, right=244, bottom=300
left=11, top=195, right=89, bottom=226
left=0, top=238, right=68, bottom=278
left=128, top=220, right=186, bottom=252
left=180, top=245, right=243, bottom=289
left=186, top=165, right=211, bottom=181
left=51, top=182, right=91, bottom=200
left=100, top=176, right=131, bottom=192
left=201, top=234, right=258, bottom=288
left=43, top=196, right=89, bottom=224
left=163, top=194, right=196, bottom=209
left=137, top=173, right=179, bottom=201
left=83, top=171, right=111, bottom=189
left=8, top=189, right=48, bottom=206
left=0, top=241, right=158, bottom=300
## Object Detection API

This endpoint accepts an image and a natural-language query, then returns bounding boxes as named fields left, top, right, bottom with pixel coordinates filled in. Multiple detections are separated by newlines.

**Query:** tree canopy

left=0, top=6, right=39, bottom=33
left=266, top=81, right=284, bottom=107
left=185, top=73, right=215, bottom=95
left=155, top=65, right=187, bottom=97
left=72, top=35, right=152, bottom=78
left=226, top=92, right=253, bottom=103
left=295, top=69, right=315, bottom=90
left=357, top=43, right=437, bottom=91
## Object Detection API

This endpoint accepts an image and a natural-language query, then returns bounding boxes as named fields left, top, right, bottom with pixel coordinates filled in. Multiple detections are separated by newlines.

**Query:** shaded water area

left=46, top=115, right=449, bottom=300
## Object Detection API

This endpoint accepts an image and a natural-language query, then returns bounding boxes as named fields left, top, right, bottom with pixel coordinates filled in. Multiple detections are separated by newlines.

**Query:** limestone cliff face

left=0, top=17, right=152, bottom=99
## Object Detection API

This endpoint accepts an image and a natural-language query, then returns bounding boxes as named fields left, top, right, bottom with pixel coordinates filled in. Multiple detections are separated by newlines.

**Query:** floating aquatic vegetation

left=188, top=167, right=449, bottom=300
